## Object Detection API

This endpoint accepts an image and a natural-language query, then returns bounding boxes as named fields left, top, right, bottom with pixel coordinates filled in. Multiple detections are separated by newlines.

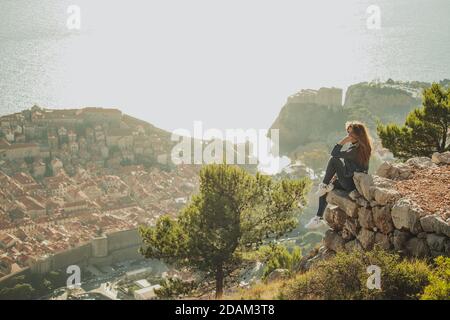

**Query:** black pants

left=316, top=157, right=356, bottom=217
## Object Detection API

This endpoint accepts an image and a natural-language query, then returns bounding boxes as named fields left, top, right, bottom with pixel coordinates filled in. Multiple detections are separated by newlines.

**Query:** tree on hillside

left=140, top=164, right=310, bottom=298
left=377, top=83, right=450, bottom=159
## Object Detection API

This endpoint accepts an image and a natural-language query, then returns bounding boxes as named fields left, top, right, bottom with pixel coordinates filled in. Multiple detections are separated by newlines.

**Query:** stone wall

left=321, top=153, right=450, bottom=259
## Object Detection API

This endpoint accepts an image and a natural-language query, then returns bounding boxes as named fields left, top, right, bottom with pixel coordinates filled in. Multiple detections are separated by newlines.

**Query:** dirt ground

left=395, top=165, right=450, bottom=220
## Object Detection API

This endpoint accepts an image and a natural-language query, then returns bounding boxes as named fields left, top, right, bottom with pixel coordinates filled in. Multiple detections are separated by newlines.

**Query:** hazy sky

left=0, top=0, right=449, bottom=133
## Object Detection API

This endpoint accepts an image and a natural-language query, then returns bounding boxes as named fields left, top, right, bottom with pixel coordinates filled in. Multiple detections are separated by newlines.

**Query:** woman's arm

left=338, top=135, right=354, bottom=146
left=330, top=136, right=357, bottom=159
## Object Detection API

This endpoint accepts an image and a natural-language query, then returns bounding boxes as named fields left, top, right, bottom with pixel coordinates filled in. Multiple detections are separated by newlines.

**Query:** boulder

left=376, top=162, right=414, bottom=180
left=420, top=214, right=441, bottom=233
left=344, top=239, right=363, bottom=252
left=348, top=189, right=361, bottom=200
left=397, top=164, right=414, bottom=180
left=405, top=157, right=437, bottom=169
left=357, top=229, right=375, bottom=250
left=372, top=187, right=401, bottom=206
left=326, top=190, right=359, bottom=218
left=393, top=230, right=411, bottom=251
left=376, top=161, right=392, bottom=179
left=266, top=269, right=290, bottom=282
left=435, top=217, right=450, bottom=238
left=431, top=151, right=450, bottom=165
left=405, top=237, right=430, bottom=258
left=426, top=234, right=447, bottom=252
left=323, top=230, right=346, bottom=252
left=417, top=232, right=427, bottom=239
left=391, top=198, right=423, bottom=234
left=341, top=228, right=353, bottom=241
left=372, top=206, right=395, bottom=234
left=420, top=214, right=450, bottom=237
left=353, top=172, right=373, bottom=200
left=374, top=232, right=392, bottom=250
left=343, top=218, right=360, bottom=239
left=358, top=207, right=375, bottom=230
left=356, top=196, right=370, bottom=207
left=372, top=175, right=396, bottom=189
left=323, top=205, right=347, bottom=231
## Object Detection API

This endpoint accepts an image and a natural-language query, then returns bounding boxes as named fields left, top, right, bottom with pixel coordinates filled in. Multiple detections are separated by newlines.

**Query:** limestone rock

left=405, top=157, right=437, bottom=169
left=431, top=151, right=450, bottom=165
left=376, top=161, right=414, bottom=180
left=393, top=230, right=411, bottom=251
left=323, top=205, right=347, bottom=231
left=323, top=230, right=345, bottom=252
left=358, top=207, right=375, bottom=230
left=372, top=206, right=395, bottom=234
left=353, top=172, right=373, bottom=201
left=266, top=269, right=289, bottom=281
left=356, top=196, right=370, bottom=208
left=426, top=234, right=446, bottom=252
left=374, top=232, right=392, bottom=250
left=343, top=218, right=359, bottom=239
left=391, top=198, right=423, bottom=234
left=372, top=175, right=396, bottom=190
left=372, top=187, right=401, bottom=206
left=344, top=239, right=363, bottom=252
left=405, top=237, right=430, bottom=258
left=435, top=217, right=450, bottom=238
left=417, top=232, right=427, bottom=239
left=420, top=214, right=440, bottom=233
left=326, top=190, right=359, bottom=218
left=445, top=239, right=450, bottom=255
left=420, top=214, right=450, bottom=237
left=376, top=161, right=392, bottom=179
left=341, top=228, right=353, bottom=241
left=357, top=229, right=375, bottom=250
left=348, top=189, right=361, bottom=200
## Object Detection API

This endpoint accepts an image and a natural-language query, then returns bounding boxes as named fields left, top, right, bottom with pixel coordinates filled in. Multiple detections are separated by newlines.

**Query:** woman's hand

left=338, top=135, right=355, bottom=145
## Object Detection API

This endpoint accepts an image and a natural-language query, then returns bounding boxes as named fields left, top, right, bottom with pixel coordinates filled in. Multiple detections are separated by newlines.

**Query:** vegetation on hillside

left=230, top=249, right=450, bottom=300
left=378, top=83, right=450, bottom=159
left=421, top=256, right=450, bottom=300
left=256, top=244, right=302, bottom=280
left=140, top=164, right=311, bottom=298
left=0, top=270, right=69, bottom=300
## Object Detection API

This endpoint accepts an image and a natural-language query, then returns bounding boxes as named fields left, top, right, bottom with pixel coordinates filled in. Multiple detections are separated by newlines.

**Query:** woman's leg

left=323, top=157, right=346, bottom=184
left=316, top=194, right=328, bottom=218
left=316, top=180, right=345, bottom=217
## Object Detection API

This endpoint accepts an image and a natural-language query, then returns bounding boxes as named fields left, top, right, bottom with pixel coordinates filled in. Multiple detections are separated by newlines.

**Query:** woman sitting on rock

left=305, top=121, right=372, bottom=229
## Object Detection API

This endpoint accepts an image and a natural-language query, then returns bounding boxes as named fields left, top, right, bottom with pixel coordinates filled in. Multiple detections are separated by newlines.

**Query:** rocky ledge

left=319, top=152, right=450, bottom=261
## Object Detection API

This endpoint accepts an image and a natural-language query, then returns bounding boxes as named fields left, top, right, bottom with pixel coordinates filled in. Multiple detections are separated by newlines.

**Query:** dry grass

left=224, top=279, right=289, bottom=300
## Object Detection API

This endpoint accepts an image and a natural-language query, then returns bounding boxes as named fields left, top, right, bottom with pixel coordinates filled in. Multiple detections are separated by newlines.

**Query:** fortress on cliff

left=287, top=87, right=343, bottom=108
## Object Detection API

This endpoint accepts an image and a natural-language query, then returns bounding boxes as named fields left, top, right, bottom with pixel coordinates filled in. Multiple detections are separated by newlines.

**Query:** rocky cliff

left=302, top=152, right=450, bottom=269
left=344, top=82, right=422, bottom=125
left=269, top=81, right=426, bottom=158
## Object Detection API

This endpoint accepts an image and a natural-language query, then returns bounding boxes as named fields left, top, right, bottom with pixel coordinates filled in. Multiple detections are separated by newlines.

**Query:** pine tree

left=377, top=83, right=450, bottom=159
left=140, top=164, right=310, bottom=298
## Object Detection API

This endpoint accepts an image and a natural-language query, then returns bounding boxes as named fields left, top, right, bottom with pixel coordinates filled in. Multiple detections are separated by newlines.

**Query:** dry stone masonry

left=322, top=152, right=450, bottom=258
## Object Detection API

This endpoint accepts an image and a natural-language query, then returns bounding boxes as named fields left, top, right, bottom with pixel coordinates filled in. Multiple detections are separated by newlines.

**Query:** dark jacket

left=331, top=143, right=369, bottom=177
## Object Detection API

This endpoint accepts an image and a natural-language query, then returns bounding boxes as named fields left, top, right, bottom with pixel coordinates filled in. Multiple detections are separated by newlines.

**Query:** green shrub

left=281, top=248, right=431, bottom=300
left=421, top=256, right=450, bottom=300
left=258, top=244, right=302, bottom=280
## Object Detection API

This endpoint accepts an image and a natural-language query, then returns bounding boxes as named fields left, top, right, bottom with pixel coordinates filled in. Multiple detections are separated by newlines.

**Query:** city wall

left=27, top=228, right=144, bottom=275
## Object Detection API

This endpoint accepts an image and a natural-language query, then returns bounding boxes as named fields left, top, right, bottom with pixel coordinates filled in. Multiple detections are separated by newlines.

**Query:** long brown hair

left=346, top=121, right=372, bottom=167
